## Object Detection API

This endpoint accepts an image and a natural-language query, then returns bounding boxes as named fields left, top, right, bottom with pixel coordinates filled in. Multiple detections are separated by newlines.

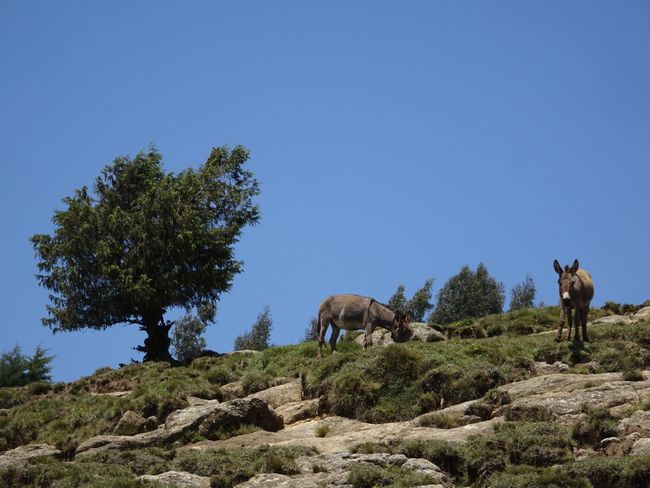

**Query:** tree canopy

left=510, top=274, right=537, bottom=311
left=388, top=279, right=434, bottom=322
left=430, top=264, right=504, bottom=324
left=31, top=146, right=259, bottom=361
left=234, top=306, right=272, bottom=351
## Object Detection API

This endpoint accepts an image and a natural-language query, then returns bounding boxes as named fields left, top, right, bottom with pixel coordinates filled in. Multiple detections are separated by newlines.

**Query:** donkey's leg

left=317, top=315, right=330, bottom=358
left=573, top=308, right=582, bottom=341
left=329, top=325, right=341, bottom=353
left=566, top=309, right=573, bottom=341
left=555, top=307, right=565, bottom=342
left=581, top=306, right=589, bottom=342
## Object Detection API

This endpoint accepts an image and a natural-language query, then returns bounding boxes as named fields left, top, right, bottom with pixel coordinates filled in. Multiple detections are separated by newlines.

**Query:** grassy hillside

left=1, top=306, right=649, bottom=487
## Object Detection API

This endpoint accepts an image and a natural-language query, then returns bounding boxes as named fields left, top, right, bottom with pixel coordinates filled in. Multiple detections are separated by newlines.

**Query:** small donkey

left=553, top=259, right=594, bottom=342
left=317, top=294, right=411, bottom=357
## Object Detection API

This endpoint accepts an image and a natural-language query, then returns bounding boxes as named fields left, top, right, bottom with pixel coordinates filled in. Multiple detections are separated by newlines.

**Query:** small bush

left=417, top=412, right=459, bottom=428
left=622, top=369, right=645, bottom=381
left=348, top=464, right=436, bottom=488
left=397, top=439, right=464, bottom=478
left=240, top=371, right=272, bottom=395
left=206, top=367, right=234, bottom=385
left=328, top=371, right=379, bottom=419
left=315, top=424, right=330, bottom=437
left=465, top=401, right=493, bottom=420
left=572, top=406, right=617, bottom=447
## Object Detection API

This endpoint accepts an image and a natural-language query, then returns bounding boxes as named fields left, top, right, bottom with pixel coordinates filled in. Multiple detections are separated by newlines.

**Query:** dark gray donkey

left=553, top=259, right=594, bottom=342
left=316, top=294, right=412, bottom=357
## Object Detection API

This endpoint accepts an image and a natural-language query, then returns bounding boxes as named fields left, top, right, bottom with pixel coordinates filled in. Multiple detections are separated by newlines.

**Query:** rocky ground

left=2, top=313, right=650, bottom=487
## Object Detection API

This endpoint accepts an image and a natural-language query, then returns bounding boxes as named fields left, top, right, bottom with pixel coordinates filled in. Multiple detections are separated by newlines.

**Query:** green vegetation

left=0, top=445, right=315, bottom=488
left=348, top=463, right=437, bottom=487
left=509, top=274, right=537, bottom=311
left=388, top=279, right=434, bottom=321
left=1, top=308, right=648, bottom=486
left=30, top=146, right=260, bottom=362
left=430, top=263, right=505, bottom=324
left=234, top=305, right=273, bottom=352
left=0, top=346, right=53, bottom=388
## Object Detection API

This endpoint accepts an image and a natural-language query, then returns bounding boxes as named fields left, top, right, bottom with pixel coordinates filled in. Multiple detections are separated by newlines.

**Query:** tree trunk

left=136, top=310, right=174, bottom=362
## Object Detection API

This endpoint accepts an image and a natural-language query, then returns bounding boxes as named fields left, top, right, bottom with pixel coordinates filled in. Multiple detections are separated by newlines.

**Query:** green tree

left=235, top=306, right=272, bottom=351
left=388, top=279, right=434, bottom=321
left=510, top=274, right=536, bottom=311
left=171, top=304, right=214, bottom=363
left=0, top=346, right=53, bottom=387
left=31, top=146, right=259, bottom=362
left=408, top=279, right=434, bottom=322
left=303, top=316, right=319, bottom=342
left=388, top=285, right=408, bottom=315
left=430, top=264, right=504, bottom=324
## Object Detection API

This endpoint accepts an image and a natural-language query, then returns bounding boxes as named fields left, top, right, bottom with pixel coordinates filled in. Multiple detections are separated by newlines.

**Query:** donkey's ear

left=571, top=259, right=579, bottom=273
left=553, top=259, right=563, bottom=275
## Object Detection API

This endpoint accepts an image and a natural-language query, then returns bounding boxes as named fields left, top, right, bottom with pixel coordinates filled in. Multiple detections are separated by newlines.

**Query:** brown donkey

left=317, top=294, right=412, bottom=357
left=553, top=259, right=594, bottom=342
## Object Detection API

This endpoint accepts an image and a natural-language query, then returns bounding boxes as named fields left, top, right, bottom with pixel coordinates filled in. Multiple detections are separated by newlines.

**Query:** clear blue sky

left=1, top=1, right=649, bottom=382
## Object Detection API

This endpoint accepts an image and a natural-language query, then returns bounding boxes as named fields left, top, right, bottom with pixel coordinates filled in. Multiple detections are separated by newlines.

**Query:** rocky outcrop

left=592, top=306, right=650, bottom=326
left=234, top=452, right=447, bottom=487
left=139, top=471, right=211, bottom=487
left=113, top=410, right=148, bottom=435
left=502, top=372, right=650, bottom=421
left=617, top=410, right=650, bottom=437
left=246, top=379, right=302, bottom=409
left=76, top=397, right=282, bottom=456
left=183, top=414, right=503, bottom=454
left=353, top=322, right=445, bottom=348
left=0, top=444, right=61, bottom=469
left=276, top=399, right=320, bottom=425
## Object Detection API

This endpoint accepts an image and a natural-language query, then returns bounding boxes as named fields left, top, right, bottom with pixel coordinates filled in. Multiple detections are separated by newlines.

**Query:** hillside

left=1, top=306, right=650, bottom=487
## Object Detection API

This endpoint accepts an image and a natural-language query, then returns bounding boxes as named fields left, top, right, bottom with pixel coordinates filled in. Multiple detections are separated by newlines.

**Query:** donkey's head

left=391, top=311, right=413, bottom=342
left=553, top=259, right=581, bottom=307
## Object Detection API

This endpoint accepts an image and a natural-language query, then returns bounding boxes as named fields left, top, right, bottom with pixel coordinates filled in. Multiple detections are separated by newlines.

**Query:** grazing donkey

left=316, top=294, right=412, bottom=357
left=553, top=259, right=594, bottom=342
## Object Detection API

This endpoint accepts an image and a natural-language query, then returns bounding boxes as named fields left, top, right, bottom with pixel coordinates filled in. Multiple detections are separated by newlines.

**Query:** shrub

left=398, top=439, right=465, bottom=478
left=572, top=406, right=617, bottom=446
left=328, top=371, right=378, bottom=418
left=241, top=370, right=272, bottom=395
left=315, top=424, right=330, bottom=437
left=348, top=464, right=435, bottom=488
left=417, top=412, right=459, bottom=428
left=622, top=369, right=644, bottom=381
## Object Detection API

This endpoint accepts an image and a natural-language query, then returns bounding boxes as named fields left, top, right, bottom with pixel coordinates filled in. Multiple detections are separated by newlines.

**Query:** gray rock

left=593, top=315, right=633, bottom=325
left=139, top=471, right=211, bottom=488
left=247, top=379, right=302, bottom=409
left=617, top=410, right=650, bottom=437
left=634, top=306, right=650, bottom=321
left=77, top=397, right=281, bottom=456
left=276, top=399, right=320, bottom=425
left=113, top=410, right=147, bottom=435
left=221, top=381, right=246, bottom=400
left=630, top=437, right=650, bottom=456
left=198, top=398, right=283, bottom=437
left=0, top=444, right=61, bottom=469
left=353, top=323, right=445, bottom=348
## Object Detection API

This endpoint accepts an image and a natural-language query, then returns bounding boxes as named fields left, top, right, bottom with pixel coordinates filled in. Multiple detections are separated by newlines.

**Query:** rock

left=0, top=444, right=61, bottom=469
left=77, top=397, right=281, bottom=456
left=593, top=315, right=633, bottom=325
left=144, top=416, right=158, bottom=431
left=499, top=372, right=650, bottom=421
left=617, top=410, right=650, bottom=437
left=139, top=471, right=211, bottom=487
left=276, top=399, right=320, bottom=425
left=402, top=458, right=444, bottom=478
left=235, top=473, right=317, bottom=488
left=630, top=438, right=650, bottom=456
left=353, top=323, right=446, bottom=349
left=633, top=306, right=650, bottom=321
left=247, top=379, right=302, bottom=409
left=221, top=381, right=246, bottom=400
left=554, top=361, right=570, bottom=372
left=198, top=398, right=283, bottom=437
left=409, top=322, right=446, bottom=343
left=113, top=410, right=147, bottom=435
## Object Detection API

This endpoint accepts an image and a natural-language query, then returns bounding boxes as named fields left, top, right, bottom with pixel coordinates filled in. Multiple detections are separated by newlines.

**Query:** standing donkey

left=317, top=294, right=411, bottom=358
left=553, top=259, right=594, bottom=342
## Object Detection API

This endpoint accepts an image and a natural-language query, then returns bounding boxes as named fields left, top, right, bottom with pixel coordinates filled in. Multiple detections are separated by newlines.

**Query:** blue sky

left=1, top=1, right=649, bottom=382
